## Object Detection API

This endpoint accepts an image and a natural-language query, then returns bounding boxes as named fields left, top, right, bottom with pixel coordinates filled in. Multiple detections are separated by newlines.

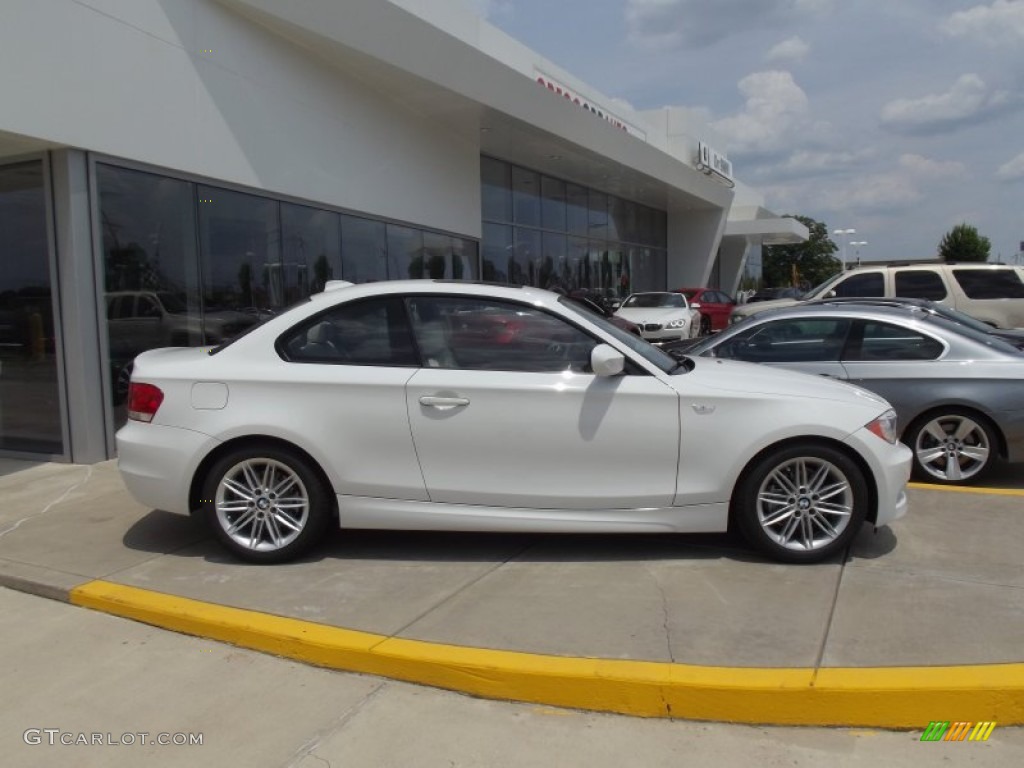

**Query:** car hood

left=616, top=308, right=691, bottom=322
left=668, top=355, right=889, bottom=408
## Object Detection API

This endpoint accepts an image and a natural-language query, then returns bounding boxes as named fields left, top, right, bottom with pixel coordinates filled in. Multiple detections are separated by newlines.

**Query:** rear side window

left=831, top=272, right=885, bottom=298
left=894, top=270, right=947, bottom=300
left=952, top=269, right=1024, bottom=299
left=844, top=321, right=944, bottom=361
left=278, top=297, right=417, bottom=366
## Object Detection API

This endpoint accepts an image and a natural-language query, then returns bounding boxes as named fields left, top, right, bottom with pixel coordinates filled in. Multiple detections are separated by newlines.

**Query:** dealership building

left=0, top=0, right=805, bottom=463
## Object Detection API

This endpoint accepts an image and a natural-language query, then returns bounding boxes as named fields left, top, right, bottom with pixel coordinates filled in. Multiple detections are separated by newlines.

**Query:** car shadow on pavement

left=120, top=510, right=800, bottom=566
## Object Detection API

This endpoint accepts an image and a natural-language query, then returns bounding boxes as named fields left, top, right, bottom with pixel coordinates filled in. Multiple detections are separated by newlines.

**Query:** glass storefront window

left=98, top=164, right=204, bottom=423
left=198, top=186, right=280, bottom=324
left=512, top=228, right=541, bottom=287
left=422, top=232, right=452, bottom=280
left=541, top=232, right=566, bottom=291
left=481, top=156, right=511, bottom=223
left=511, top=166, right=540, bottom=227
left=481, top=223, right=512, bottom=283
left=451, top=237, right=479, bottom=281
left=541, top=177, right=566, bottom=232
left=340, top=215, right=387, bottom=283
left=281, top=203, right=340, bottom=304
left=588, top=190, right=608, bottom=241
left=0, top=162, right=63, bottom=454
left=566, top=183, right=588, bottom=236
left=386, top=225, right=425, bottom=280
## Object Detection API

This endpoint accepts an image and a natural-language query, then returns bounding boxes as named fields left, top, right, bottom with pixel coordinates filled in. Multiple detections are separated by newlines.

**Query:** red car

left=673, top=288, right=735, bottom=334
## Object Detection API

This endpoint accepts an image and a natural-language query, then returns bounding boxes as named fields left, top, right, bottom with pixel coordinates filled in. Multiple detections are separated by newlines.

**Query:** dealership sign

left=534, top=70, right=647, bottom=141
left=696, top=142, right=734, bottom=184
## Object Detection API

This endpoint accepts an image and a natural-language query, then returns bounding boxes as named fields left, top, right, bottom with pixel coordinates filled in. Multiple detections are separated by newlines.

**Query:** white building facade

left=0, top=0, right=804, bottom=462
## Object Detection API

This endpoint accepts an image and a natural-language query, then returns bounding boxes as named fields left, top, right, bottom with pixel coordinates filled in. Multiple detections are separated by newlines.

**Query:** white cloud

left=766, top=36, right=810, bottom=63
left=941, top=0, right=1024, bottom=44
left=625, top=0, right=832, bottom=49
left=996, top=151, right=1024, bottom=180
left=711, top=70, right=811, bottom=155
left=898, top=153, right=966, bottom=178
left=879, top=74, right=1015, bottom=134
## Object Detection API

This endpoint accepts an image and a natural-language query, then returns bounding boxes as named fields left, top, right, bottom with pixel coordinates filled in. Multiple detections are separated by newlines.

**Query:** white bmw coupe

left=613, top=291, right=701, bottom=343
left=117, top=280, right=910, bottom=564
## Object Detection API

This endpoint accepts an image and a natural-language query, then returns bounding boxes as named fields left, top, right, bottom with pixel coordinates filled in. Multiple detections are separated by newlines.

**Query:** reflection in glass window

left=98, top=165, right=206, bottom=425
left=198, top=186, right=279, bottom=319
left=512, top=166, right=540, bottom=227
left=340, top=215, right=387, bottom=283
left=281, top=203, right=340, bottom=304
left=849, top=321, right=943, bottom=361
left=512, top=228, right=541, bottom=287
left=407, top=296, right=597, bottom=372
left=567, top=183, right=589, bottom=235
left=422, top=232, right=451, bottom=280
left=481, top=156, right=511, bottom=223
left=717, top=318, right=851, bottom=363
left=451, top=237, right=479, bottom=281
left=541, top=176, right=566, bottom=232
left=481, top=223, right=512, bottom=283
left=0, top=162, right=63, bottom=454
left=386, top=224, right=424, bottom=280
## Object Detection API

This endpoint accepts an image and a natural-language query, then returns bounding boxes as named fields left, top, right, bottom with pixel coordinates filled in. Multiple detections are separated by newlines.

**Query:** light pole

left=849, top=241, right=868, bottom=266
left=833, top=228, right=856, bottom=267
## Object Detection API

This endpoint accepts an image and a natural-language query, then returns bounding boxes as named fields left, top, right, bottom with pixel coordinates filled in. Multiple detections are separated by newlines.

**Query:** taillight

left=127, top=382, right=164, bottom=423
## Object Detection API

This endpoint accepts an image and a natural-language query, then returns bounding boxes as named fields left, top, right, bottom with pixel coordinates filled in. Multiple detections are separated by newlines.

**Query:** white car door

left=404, top=296, right=680, bottom=510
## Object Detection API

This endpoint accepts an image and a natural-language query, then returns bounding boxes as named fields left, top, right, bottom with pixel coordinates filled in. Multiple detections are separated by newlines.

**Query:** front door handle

left=419, top=395, right=470, bottom=410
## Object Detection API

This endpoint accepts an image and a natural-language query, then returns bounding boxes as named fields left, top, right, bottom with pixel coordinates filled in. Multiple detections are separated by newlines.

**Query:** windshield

left=622, top=293, right=686, bottom=309
left=559, top=297, right=680, bottom=374
left=802, top=273, right=843, bottom=300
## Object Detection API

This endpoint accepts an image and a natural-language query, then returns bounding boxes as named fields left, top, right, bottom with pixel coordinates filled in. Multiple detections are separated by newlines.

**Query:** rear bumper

left=116, top=421, right=219, bottom=515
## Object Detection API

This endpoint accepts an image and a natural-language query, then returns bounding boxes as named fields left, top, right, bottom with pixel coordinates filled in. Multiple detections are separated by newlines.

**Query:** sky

left=464, top=0, right=1024, bottom=263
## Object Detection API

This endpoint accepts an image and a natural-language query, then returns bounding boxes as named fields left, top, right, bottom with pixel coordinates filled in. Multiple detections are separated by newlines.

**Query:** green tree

left=938, top=223, right=991, bottom=263
left=763, top=215, right=841, bottom=289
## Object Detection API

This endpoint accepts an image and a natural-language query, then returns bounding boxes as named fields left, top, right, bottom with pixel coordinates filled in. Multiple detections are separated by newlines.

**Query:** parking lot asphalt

left=0, top=457, right=1021, bottom=728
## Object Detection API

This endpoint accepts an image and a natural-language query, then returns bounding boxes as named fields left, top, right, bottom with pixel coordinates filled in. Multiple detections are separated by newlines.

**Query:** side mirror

left=591, top=344, right=625, bottom=377
left=610, top=301, right=621, bottom=311
left=825, top=290, right=837, bottom=299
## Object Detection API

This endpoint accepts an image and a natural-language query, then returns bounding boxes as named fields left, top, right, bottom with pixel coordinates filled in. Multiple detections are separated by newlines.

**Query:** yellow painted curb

left=69, top=580, right=1024, bottom=728
left=908, top=482, right=1024, bottom=497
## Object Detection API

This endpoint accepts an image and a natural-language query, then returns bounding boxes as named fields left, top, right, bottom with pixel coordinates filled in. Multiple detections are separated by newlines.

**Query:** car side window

left=406, top=296, right=598, bottom=373
left=894, top=270, right=948, bottom=300
left=279, top=297, right=417, bottom=366
left=715, top=318, right=850, bottom=363
left=831, top=272, right=885, bottom=298
left=952, top=269, right=1024, bottom=299
left=844, top=320, right=944, bottom=361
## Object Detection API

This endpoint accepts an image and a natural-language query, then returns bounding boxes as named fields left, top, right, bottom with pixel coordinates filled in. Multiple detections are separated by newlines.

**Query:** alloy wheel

left=912, top=413, right=991, bottom=483
left=755, top=457, right=854, bottom=552
left=214, top=458, right=311, bottom=553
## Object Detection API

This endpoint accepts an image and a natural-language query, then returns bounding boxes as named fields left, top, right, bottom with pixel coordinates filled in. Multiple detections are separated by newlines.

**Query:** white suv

left=731, top=264, right=1024, bottom=329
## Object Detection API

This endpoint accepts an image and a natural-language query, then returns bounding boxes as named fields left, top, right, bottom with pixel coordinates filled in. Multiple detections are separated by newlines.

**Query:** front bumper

left=844, top=428, right=912, bottom=528
left=642, top=327, right=689, bottom=343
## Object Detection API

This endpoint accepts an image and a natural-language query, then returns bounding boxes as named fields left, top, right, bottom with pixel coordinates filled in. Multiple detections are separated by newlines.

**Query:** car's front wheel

left=734, top=443, right=867, bottom=563
left=201, top=444, right=331, bottom=563
left=905, top=409, right=997, bottom=484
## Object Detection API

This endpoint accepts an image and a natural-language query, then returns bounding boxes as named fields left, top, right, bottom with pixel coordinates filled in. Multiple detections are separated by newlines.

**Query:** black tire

left=201, top=443, right=331, bottom=563
left=699, top=315, right=712, bottom=336
left=734, top=442, right=868, bottom=563
left=904, top=408, right=998, bottom=485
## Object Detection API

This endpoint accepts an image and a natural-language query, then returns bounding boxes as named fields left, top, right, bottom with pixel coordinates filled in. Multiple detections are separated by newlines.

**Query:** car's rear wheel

left=201, top=444, right=330, bottom=563
left=699, top=315, right=712, bottom=336
left=906, top=409, right=997, bottom=484
left=734, top=443, right=867, bottom=563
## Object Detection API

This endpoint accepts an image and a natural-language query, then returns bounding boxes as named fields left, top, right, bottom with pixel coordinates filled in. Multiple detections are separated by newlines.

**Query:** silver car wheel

left=913, top=414, right=991, bottom=483
left=214, top=458, right=310, bottom=553
left=755, top=457, right=854, bottom=552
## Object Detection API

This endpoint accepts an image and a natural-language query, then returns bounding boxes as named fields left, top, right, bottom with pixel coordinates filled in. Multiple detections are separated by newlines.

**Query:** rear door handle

left=419, top=395, right=470, bottom=410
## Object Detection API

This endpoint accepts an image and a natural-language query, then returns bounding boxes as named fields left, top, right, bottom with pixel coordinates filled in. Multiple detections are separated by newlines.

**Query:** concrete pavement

left=4, top=588, right=1023, bottom=768
left=0, top=457, right=1022, bottom=727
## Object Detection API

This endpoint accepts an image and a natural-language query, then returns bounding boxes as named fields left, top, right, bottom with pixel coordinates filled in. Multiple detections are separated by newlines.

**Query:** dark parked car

left=747, top=287, right=805, bottom=302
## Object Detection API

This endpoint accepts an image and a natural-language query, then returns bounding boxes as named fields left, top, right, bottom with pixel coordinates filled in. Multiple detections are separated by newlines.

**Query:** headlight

left=667, top=318, right=688, bottom=328
left=866, top=409, right=899, bottom=444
